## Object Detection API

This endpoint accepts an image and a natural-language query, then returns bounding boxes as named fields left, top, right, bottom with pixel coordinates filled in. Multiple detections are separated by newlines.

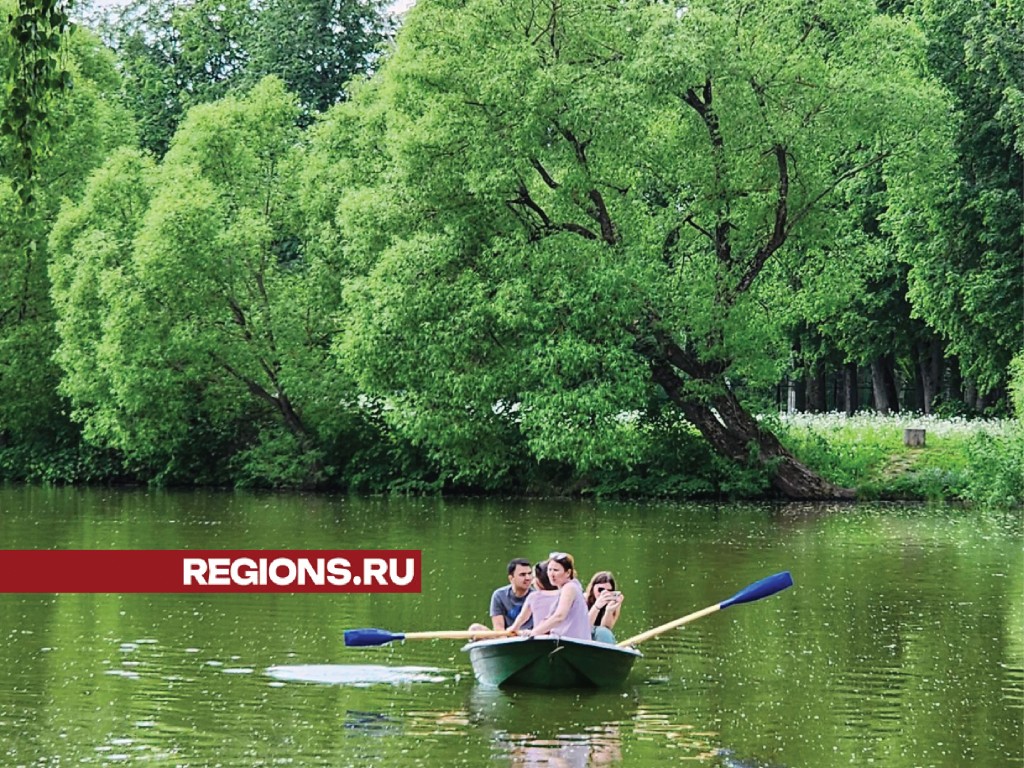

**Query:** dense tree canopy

left=0, top=13, right=133, bottom=469
left=319, top=0, right=949, bottom=497
left=889, top=0, right=1023, bottom=402
left=94, top=0, right=390, bottom=155
left=1, top=0, right=1017, bottom=495
left=50, top=78, right=352, bottom=485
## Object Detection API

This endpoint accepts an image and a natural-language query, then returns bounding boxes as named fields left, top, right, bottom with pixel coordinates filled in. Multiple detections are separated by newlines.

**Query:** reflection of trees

left=461, top=687, right=719, bottom=767
left=507, top=726, right=622, bottom=768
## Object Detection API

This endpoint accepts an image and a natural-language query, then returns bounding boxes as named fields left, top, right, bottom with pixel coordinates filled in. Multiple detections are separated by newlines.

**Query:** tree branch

left=735, top=143, right=789, bottom=295
left=507, top=182, right=599, bottom=241
left=530, top=157, right=560, bottom=190
left=790, top=151, right=892, bottom=229
left=556, top=123, right=619, bottom=245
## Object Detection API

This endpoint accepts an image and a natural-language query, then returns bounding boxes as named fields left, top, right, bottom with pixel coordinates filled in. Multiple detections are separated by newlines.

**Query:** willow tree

left=0, top=13, right=133, bottom=471
left=50, top=78, right=347, bottom=485
left=332, top=0, right=948, bottom=498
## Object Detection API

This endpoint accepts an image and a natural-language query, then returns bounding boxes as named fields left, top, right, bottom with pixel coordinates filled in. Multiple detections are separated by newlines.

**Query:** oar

left=616, top=571, right=794, bottom=648
left=344, top=627, right=512, bottom=647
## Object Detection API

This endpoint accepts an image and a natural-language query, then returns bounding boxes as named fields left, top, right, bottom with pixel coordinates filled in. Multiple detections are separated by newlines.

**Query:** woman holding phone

left=584, top=571, right=624, bottom=643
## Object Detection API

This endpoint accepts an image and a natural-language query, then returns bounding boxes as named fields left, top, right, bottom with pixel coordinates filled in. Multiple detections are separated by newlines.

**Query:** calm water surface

left=0, top=488, right=1020, bottom=767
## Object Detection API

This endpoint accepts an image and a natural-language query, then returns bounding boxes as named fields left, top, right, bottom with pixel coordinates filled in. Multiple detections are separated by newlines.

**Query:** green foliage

left=777, top=416, right=902, bottom=488
left=245, top=0, right=391, bottom=118
left=1010, top=350, right=1024, bottom=421
left=585, top=416, right=770, bottom=499
left=0, top=0, right=72, bottom=203
left=889, top=0, right=1024, bottom=398
left=0, top=18, right=133, bottom=480
left=321, top=0, right=947, bottom=493
left=94, top=0, right=390, bottom=155
left=50, top=78, right=353, bottom=486
left=0, top=436, right=127, bottom=484
left=231, top=431, right=324, bottom=489
left=959, top=426, right=1024, bottom=507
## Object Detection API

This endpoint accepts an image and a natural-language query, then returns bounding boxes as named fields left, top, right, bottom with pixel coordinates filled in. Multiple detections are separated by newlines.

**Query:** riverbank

left=2, top=412, right=1019, bottom=507
left=778, top=413, right=1022, bottom=507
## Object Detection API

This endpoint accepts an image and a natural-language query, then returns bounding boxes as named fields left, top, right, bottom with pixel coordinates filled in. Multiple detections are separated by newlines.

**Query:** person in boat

left=517, top=552, right=591, bottom=640
left=584, top=570, right=624, bottom=644
left=468, top=557, right=534, bottom=633
left=507, top=560, right=560, bottom=633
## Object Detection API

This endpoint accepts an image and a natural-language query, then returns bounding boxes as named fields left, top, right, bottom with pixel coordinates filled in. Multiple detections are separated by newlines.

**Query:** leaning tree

left=331, top=0, right=949, bottom=498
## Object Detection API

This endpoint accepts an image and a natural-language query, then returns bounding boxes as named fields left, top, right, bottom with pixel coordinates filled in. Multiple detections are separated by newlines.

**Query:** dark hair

left=507, top=558, right=531, bottom=575
left=584, top=571, right=616, bottom=608
left=534, top=560, right=554, bottom=591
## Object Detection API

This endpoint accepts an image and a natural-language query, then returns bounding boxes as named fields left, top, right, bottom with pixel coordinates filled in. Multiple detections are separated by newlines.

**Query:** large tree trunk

left=639, top=341, right=854, bottom=500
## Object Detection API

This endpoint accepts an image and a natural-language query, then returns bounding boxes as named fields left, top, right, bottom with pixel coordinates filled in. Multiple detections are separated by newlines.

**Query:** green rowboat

left=461, top=635, right=642, bottom=689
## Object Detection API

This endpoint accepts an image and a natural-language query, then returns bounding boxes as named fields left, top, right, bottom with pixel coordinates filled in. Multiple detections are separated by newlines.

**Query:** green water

left=0, top=488, right=1020, bottom=767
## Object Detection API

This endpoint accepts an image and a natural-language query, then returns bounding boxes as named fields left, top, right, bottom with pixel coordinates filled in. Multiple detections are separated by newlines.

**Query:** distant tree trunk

left=918, top=339, right=943, bottom=414
left=964, top=379, right=979, bottom=411
left=912, top=362, right=925, bottom=412
left=788, top=377, right=806, bottom=413
left=807, top=364, right=827, bottom=413
left=788, top=340, right=806, bottom=413
left=870, top=354, right=900, bottom=414
left=843, top=362, right=859, bottom=416
left=947, top=356, right=963, bottom=405
left=978, top=388, right=1005, bottom=413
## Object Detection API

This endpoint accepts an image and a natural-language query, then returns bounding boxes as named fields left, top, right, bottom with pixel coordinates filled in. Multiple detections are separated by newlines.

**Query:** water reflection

left=460, top=688, right=719, bottom=767
left=473, top=688, right=632, bottom=767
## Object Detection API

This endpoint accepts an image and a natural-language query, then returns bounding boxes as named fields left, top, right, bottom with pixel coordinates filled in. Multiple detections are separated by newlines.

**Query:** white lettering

left=183, top=558, right=208, bottom=585
left=363, top=558, right=388, bottom=586
left=327, top=558, right=351, bottom=585
left=207, top=558, right=231, bottom=586
left=180, top=554, right=415, bottom=590
left=269, top=558, right=297, bottom=585
left=388, top=558, right=416, bottom=586
left=298, top=559, right=325, bottom=585
left=230, top=557, right=258, bottom=586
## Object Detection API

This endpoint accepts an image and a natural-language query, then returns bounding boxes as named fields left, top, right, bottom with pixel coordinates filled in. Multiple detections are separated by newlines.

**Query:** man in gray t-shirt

left=470, top=558, right=534, bottom=632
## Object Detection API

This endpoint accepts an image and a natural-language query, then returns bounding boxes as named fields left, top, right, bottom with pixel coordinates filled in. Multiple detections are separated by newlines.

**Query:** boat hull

left=461, top=636, right=641, bottom=689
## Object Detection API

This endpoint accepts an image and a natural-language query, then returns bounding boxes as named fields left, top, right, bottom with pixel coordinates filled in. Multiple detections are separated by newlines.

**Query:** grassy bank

left=777, top=412, right=1023, bottom=506
left=2, top=411, right=1020, bottom=507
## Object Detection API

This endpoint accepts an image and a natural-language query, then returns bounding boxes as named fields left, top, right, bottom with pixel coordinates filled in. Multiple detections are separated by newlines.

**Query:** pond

left=0, top=488, right=1020, bottom=767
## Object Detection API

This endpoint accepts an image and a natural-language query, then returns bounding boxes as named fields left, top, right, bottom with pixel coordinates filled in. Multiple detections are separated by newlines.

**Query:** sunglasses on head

left=548, top=552, right=568, bottom=560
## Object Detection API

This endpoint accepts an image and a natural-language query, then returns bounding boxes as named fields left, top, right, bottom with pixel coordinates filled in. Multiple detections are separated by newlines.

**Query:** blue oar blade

left=344, top=628, right=406, bottom=647
left=719, top=571, right=793, bottom=610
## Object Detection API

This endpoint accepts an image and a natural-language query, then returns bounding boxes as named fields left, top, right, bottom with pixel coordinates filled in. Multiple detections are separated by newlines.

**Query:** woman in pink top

left=518, top=552, right=591, bottom=641
left=508, top=560, right=559, bottom=633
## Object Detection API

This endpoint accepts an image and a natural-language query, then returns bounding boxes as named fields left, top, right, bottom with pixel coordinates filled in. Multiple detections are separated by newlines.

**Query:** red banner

left=0, top=550, right=421, bottom=593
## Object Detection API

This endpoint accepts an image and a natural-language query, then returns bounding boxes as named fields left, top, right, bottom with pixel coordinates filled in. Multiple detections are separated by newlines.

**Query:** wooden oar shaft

left=402, top=630, right=511, bottom=641
left=616, top=604, right=721, bottom=648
